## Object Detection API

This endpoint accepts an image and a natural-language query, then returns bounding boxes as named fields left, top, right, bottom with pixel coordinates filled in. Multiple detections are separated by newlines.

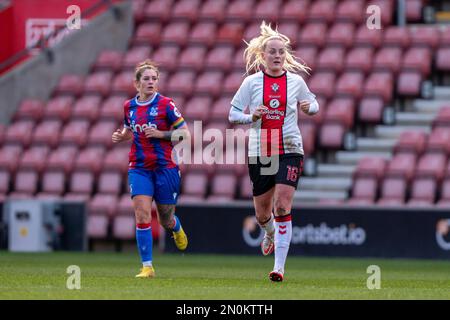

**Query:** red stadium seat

left=223, top=72, right=244, bottom=95
left=73, top=147, right=106, bottom=175
left=182, top=172, right=208, bottom=197
left=298, top=23, right=328, bottom=48
left=131, top=0, right=145, bottom=24
left=440, top=179, right=450, bottom=201
left=103, top=146, right=130, bottom=174
left=426, top=128, right=450, bottom=155
left=324, top=97, right=355, bottom=129
left=358, top=97, right=384, bottom=124
left=172, top=0, right=200, bottom=23
left=32, top=120, right=62, bottom=148
left=14, top=99, right=45, bottom=122
left=99, top=95, right=128, bottom=122
left=193, top=71, right=224, bottom=98
left=319, top=122, right=345, bottom=150
left=300, top=122, right=316, bottom=156
left=243, top=22, right=261, bottom=42
left=409, top=177, right=437, bottom=203
left=393, top=130, right=427, bottom=155
left=406, top=0, right=423, bottom=22
left=316, top=47, right=345, bottom=74
left=132, top=22, right=162, bottom=47
left=199, top=0, right=227, bottom=23
left=280, top=0, right=308, bottom=22
left=373, top=47, right=402, bottom=74
left=151, top=45, right=179, bottom=73
left=60, top=120, right=90, bottom=148
left=89, top=194, right=118, bottom=218
left=111, top=71, right=136, bottom=96
left=226, top=0, right=254, bottom=23
left=87, top=120, right=116, bottom=149
left=232, top=47, right=246, bottom=71
left=44, top=95, right=74, bottom=122
left=253, top=0, right=281, bottom=22
left=211, top=97, right=232, bottom=120
left=97, top=171, right=122, bottom=195
left=335, top=72, right=364, bottom=100
left=86, top=214, right=109, bottom=239
left=336, top=0, right=365, bottom=24
left=415, top=153, right=447, bottom=181
left=160, top=22, right=190, bottom=47
left=369, top=0, right=394, bottom=26
left=383, top=26, right=411, bottom=49
left=210, top=173, right=237, bottom=197
left=46, top=146, right=78, bottom=175
left=0, top=170, right=11, bottom=194
left=216, top=22, right=245, bottom=47
left=55, top=74, right=84, bottom=97
left=364, top=72, right=393, bottom=103
left=277, top=22, right=300, bottom=48
left=72, top=95, right=102, bottom=123
left=351, top=177, right=378, bottom=202
left=166, top=71, right=196, bottom=96
left=436, top=48, right=450, bottom=72
left=354, top=24, right=383, bottom=49
left=13, top=170, right=38, bottom=195
left=4, top=120, right=34, bottom=148
left=397, top=71, right=423, bottom=97
left=377, top=198, right=404, bottom=207
left=433, top=106, right=450, bottom=128
left=83, top=71, right=113, bottom=97
left=205, top=46, right=234, bottom=71
left=18, top=146, right=50, bottom=173
left=0, top=145, right=22, bottom=174
left=178, top=46, right=207, bottom=72
left=345, top=47, right=374, bottom=75
left=183, top=97, right=213, bottom=124
left=188, top=22, right=217, bottom=48
left=69, top=171, right=95, bottom=195
left=40, top=171, right=66, bottom=196
left=327, top=23, right=355, bottom=49
left=112, top=215, right=135, bottom=240
left=354, top=157, right=387, bottom=180
left=402, top=47, right=432, bottom=77
left=379, top=177, right=407, bottom=202
left=409, top=26, right=440, bottom=49
left=386, top=153, right=417, bottom=181
left=297, top=46, right=317, bottom=71
left=143, top=0, right=172, bottom=23
left=308, top=72, right=336, bottom=99
left=307, top=0, right=337, bottom=24
left=122, top=46, right=152, bottom=70
left=92, top=50, right=123, bottom=73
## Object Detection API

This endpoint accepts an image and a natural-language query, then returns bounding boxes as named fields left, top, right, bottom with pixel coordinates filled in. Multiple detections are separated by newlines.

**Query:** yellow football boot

left=135, top=266, right=155, bottom=278
left=173, top=227, right=188, bottom=251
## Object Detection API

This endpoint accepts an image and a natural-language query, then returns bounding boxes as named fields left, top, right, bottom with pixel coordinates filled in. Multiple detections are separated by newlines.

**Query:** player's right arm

left=112, top=127, right=133, bottom=143
left=229, top=76, right=267, bottom=124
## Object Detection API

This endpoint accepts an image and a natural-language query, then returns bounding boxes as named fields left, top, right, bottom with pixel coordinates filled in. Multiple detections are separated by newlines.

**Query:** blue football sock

left=136, top=224, right=153, bottom=266
left=172, top=215, right=181, bottom=232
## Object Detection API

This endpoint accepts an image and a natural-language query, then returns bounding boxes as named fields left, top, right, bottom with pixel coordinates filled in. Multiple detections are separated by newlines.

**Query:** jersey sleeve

left=230, top=76, right=251, bottom=112
left=166, top=99, right=186, bottom=129
left=123, top=100, right=131, bottom=129
left=296, top=75, right=317, bottom=103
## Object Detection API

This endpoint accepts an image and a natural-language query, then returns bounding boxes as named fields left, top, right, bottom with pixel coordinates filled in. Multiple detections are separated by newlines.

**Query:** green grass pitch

left=1, top=251, right=450, bottom=299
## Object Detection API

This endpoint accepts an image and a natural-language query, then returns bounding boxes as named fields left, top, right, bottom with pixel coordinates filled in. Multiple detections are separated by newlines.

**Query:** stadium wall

left=165, top=205, right=450, bottom=259
left=0, top=0, right=133, bottom=125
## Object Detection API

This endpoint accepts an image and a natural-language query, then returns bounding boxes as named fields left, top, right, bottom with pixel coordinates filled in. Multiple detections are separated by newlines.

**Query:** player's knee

left=134, top=206, right=151, bottom=224
left=274, top=204, right=289, bottom=217
left=159, top=216, right=173, bottom=229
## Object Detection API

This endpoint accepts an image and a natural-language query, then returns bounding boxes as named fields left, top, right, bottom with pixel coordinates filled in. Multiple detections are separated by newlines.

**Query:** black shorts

left=248, top=153, right=304, bottom=197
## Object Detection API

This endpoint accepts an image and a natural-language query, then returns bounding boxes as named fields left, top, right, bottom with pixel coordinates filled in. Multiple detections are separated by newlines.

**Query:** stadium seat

left=358, top=97, right=385, bottom=124
left=226, top=0, right=254, bottom=23
left=397, top=71, right=423, bottom=97
left=393, top=130, right=427, bottom=155
left=216, top=22, right=245, bottom=47
left=436, top=48, right=450, bottom=72
left=69, top=171, right=95, bottom=195
left=210, top=173, right=237, bottom=198
left=402, top=47, right=432, bottom=77
left=211, top=96, right=233, bottom=120
left=415, top=153, right=447, bottom=181
left=350, top=177, right=378, bottom=202
left=166, top=71, right=196, bottom=96
left=44, top=95, right=74, bottom=122
left=319, top=122, right=345, bottom=150
left=72, top=95, right=102, bottom=123
left=193, top=71, right=224, bottom=98
left=46, top=146, right=78, bottom=174
left=377, top=198, right=404, bottom=207
left=345, top=47, right=374, bottom=75
left=178, top=46, right=207, bottom=72
left=373, top=47, right=402, bottom=74
left=363, top=72, right=393, bottom=103
left=131, top=0, right=145, bottom=24
left=327, top=23, right=355, bottom=49
left=336, top=0, right=365, bottom=24
left=277, top=22, right=300, bottom=48
left=55, top=74, right=84, bottom=97
left=59, top=119, right=90, bottom=148
left=378, top=177, right=407, bottom=203
left=316, top=47, right=345, bottom=74
left=0, top=170, right=11, bottom=194
left=83, top=71, right=113, bottom=97
left=40, top=170, right=66, bottom=196
left=308, top=72, right=336, bottom=99
left=300, top=122, right=316, bottom=156
left=151, top=45, right=179, bottom=73
left=172, top=0, right=200, bottom=22
left=409, top=26, right=440, bottom=49
left=354, top=157, right=387, bottom=180
left=409, top=177, right=437, bottom=204
left=92, top=50, right=123, bottom=73
left=183, top=96, right=213, bottom=124
left=324, top=97, right=355, bottom=129
left=439, top=25, right=450, bottom=47
left=383, top=26, right=411, bottom=49
left=14, top=99, right=45, bottom=122
left=0, top=145, right=22, bottom=173
left=188, top=22, right=217, bottom=48
left=122, top=46, right=152, bottom=70
left=223, top=72, right=244, bottom=95
left=370, top=0, right=394, bottom=25
left=335, top=72, right=364, bottom=100
left=439, top=179, right=450, bottom=202
left=112, top=215, right=135, bottom=240
left=426, top=127, right=450, bottom=155
left=18, top=146, right=50, bottom=173
left=385, top=152, right=417, bottom=182
left=103, top=146, right=130, bottom=174
left=406, top=0, right=423, bottom=22
left=205, top=195, right=234, bottom=203
left=32, top=120, right=62, bottom=148
left=160, top=21, right=190, bottom=47
left=239, top=175, right=253, bottom=199
left=73, top=147, right=106, bottom=175
left=86, top=214, right=109, bottom=239
left=112, top=71, right=137, bottom=97
left=297, top=46, right=318, bottom=71
left=346, top=198, right=375, bottom=206
left=205, top=46, right=234, bottom=71
left=143, top=0, right=172, bottom=23
left=354, top=24, right=383, bottom=48
left=232, top=47, right=246, bottom=71
left=432, top=106, right=450, bottom=128
left=99, top=95, right=127, bottom=122
left=279, top=0, right=308, bottom=22
left=298, top=23, right=328, bottom=48
left=4, top=120, right=34, bottom=148
left=253, top=0, right=281, bottom=22
left=132, top=22, right=161, bottom=47
left=97, top=171, right=122, bottom=195
left=198, top=0, right=227, bottom=23
left=181, top=171, right=208, bottom=198
left=13, top=170, right=38, bottom=195
left=87, top=120, right=117, bottom=149
left=307, top=0, right=337, bottom=24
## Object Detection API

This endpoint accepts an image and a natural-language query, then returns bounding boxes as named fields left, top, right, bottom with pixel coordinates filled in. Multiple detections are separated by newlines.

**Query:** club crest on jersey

left=271, top=83, right=279, bottom=92
left=129, top=111, right=134, bottom=117
left=269, top=98, right=280, bottom=109
left=149, top=107, right=158, bottom=116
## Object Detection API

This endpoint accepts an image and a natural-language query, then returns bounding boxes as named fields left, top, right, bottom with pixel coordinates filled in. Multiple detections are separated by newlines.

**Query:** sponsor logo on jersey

left=130, top=121, right=157, bottom=133
left=269, top=99, right=280, bottom=109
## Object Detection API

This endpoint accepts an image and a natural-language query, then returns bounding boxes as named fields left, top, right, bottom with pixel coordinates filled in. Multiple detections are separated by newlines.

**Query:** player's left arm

left=297, top=76, right=319, bottom=116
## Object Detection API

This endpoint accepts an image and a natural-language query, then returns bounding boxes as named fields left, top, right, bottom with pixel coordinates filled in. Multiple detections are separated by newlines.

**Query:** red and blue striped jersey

left=123, top=93, right=185, bottom=170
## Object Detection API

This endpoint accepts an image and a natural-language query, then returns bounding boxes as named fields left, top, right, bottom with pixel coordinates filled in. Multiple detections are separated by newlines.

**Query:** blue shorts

left=128, top=167, right=181, bottom=204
